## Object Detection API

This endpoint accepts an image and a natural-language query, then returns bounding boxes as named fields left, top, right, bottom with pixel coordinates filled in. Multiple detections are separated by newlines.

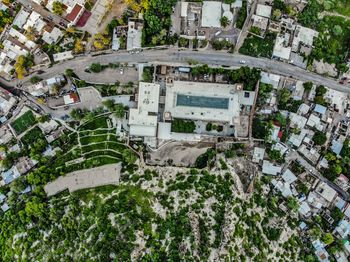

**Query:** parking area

left=76, top=66, right=139, bottom=84
left=44, top=163, right=121, bottom=196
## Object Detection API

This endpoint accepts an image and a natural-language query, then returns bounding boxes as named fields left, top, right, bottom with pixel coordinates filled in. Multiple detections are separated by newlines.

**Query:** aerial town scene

left=0, top=0, right=350, bottom=261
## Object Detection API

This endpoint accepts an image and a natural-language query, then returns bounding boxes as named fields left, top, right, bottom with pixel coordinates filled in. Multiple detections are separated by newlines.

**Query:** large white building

left=164, top=81, right=252, bottom=125
left=129, top=82, right=160, bottom=137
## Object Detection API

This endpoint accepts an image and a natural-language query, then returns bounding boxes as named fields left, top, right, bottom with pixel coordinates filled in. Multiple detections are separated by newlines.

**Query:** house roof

left=260, top=72, right=280, bottom=88
left=314, top=104, right=327, bottom=115
left=273, top=34, right=291, bottom=60
left=252, top=147, right=265, bottom=163
left=256, top=4, right=272, bottom=18
left=66, top=4, right=83, bottom=22
left=262, top=160, right=281, bottom=175
left=331, top=140, right=343, bottom=155
left=315, top=181, right=337, bottom=203
left=282, top=169, right=297, bottom=184
left=298, top=201, right=311, bottom=216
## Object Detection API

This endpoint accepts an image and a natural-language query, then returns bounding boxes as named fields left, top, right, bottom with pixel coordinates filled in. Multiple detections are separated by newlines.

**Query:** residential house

left=262, top=160, right=281, bottom=175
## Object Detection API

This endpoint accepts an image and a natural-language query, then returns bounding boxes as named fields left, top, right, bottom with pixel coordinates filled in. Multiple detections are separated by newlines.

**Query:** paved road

left=1, top=48, right=349, bottom=93
left=286, top=150, right=350, bottom=201
left=16, top=0, right=68, bottom=28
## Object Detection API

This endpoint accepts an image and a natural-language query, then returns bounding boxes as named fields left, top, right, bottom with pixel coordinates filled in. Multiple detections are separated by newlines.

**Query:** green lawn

left=79, top=128, right=116, bottom=137
left=11, top=111, right=37, bottom=135
left=84, top=150, right=122, bottom=159
left=80, top=135, right=109, bottom=145
left=78, top=116, right=109, bottom=131
left=81, top=142, right=126, bottom=154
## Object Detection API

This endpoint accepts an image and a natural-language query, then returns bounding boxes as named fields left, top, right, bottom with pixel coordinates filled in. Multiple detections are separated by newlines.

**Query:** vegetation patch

left=171, top=119, right=196, bottom=133
left=239, top=32, right=276, bottom=58
left=11, top=111, right=37, bottom=135
left=78, top=116, right=109, bottom=130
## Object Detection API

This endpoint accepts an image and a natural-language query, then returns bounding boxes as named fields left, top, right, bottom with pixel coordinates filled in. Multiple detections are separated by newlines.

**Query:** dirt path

left=320, top=11, right=350, bottom=20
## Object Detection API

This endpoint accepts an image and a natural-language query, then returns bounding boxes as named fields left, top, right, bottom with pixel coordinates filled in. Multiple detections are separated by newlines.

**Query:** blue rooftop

left=176, top=94, right=229, bottom=109
left=314, top=104, right=327, bottom=115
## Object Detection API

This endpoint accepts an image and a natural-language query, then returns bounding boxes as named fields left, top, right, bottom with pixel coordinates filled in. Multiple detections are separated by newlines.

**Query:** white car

left=239, top=60, right=246, bottom=64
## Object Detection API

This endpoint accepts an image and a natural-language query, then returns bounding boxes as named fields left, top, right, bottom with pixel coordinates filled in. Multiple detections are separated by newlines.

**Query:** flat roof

left=273, top=34, right=291, bottom=60
left=201, top=1, right=222, bottom=27
left=256, top=4, right=272, bottom=18
left=129, top=82, right=160, bottom=137
left=262, top=160, right=281, bottom=175
left=164, top=81, right=240, bottom=124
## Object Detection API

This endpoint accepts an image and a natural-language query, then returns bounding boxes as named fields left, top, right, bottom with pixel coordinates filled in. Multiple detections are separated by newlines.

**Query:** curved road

left=1, top=49, right=349, bottom=93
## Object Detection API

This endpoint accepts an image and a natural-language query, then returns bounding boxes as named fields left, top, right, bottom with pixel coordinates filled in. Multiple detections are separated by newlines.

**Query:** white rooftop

left=53, top=51, right=74, bottom=62
left=298, top=201, right=311, bottom=216
left=273, top=34, right=291, bottom=60
left=129, top=82, right=160, bottom=137
left=260, top=72, right=281, bottom=88
left=42, top=27, right=63, bottom=44
left=201, top=1, right=222, bottom=28
left=288, top=128, right=307, bottom=147
left=262, top=160, right=281, bottom=175
left=13, top=9, right=30, bottom=28
left=127, top=21, right=142, bottom=51
left=315, top=181, right=337, bottom=203
left=256, top=4, right=272, bottom=18
left=289, top=112, right=307, bottom=129
left=282, top=169, right=297, bottom=184
left=292, top=25, right=318, bottom=52
left=252, top=147, right=265, bottom=163
left=272, top=179, right=293, bottom=197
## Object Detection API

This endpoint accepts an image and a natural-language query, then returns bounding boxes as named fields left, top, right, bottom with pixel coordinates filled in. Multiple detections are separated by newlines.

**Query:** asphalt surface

left=3, top=48, right=348, bottom=93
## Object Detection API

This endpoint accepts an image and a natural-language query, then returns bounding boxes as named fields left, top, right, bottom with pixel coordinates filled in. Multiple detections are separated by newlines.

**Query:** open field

left=11, top=111, right=37, bottom=135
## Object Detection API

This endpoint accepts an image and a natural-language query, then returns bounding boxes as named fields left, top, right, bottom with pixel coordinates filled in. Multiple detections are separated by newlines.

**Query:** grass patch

left=84, top=150, right=122, bottom=159
left=79, top=129, right=116, bottom=137
left=239, top=32, right=276, bottom=58
left=80, top=135, right=109, bottom=145
left=78, top=116, right=109, bottom=131
left=11, top=111, right=37, bottom=135
left=81, top=142, right=126, bottom=153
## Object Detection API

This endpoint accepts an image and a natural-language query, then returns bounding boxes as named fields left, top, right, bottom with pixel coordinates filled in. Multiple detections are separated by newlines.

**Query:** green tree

left=102, top=99, right=115, bottom=111
left=178, top=37, right=188, bottom=48
left=30, top=76, right=42, bottom=84
left=313, top=131, right=327, bottom=145
left=277, top=88, right=291, bottom=107
left=52, top=1, right=64, bottom=15
left=322, top=233, right=334, bottom=245
left=114, top=103, right=125, bottom=118
left=122, top=149, right=137, bottom=165
left=65, top=68, right=75, bottom=77
left=220, top=16, right=230, bottom=27
left=287, top=197, right=299, bottom=211
left=303, top=82, right=313, bottom=91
